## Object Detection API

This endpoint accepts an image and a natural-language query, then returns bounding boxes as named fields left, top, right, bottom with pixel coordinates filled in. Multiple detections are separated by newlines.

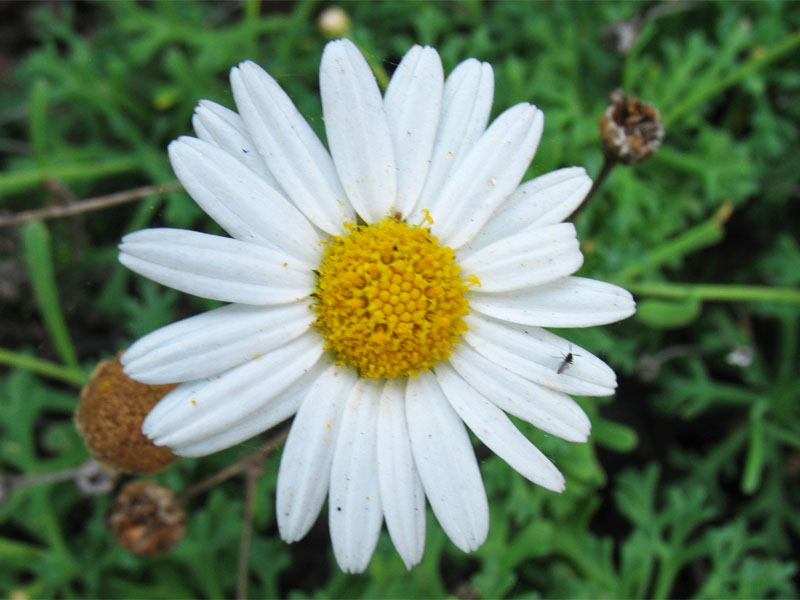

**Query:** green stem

left=0, top=348, right=87, bottom=386
left=616, top=202, right=732, bottom=281
left=0, top=155, right=145, bottom=195
left=624, top=281, right=800, bottom=304
left=663, top=30, right=800, bottom=127
left=763, top=421, right=800, bottom=451
left=574, top=154, right=618, bottom=221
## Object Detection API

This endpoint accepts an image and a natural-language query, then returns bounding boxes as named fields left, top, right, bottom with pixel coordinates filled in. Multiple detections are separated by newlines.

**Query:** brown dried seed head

left=75, top=353, right=177, bottom=474
left=599, top=89, right=664, bottom=165
left=107, top=480, right=186, bottom=557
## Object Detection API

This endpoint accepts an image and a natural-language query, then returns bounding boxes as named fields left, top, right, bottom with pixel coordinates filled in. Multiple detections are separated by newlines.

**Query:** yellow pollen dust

left=315, top=218, right=470, bottom=378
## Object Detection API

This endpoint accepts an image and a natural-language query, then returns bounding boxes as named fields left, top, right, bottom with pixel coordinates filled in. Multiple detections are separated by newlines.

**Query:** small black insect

left=556, top=345, right=580, bottom=374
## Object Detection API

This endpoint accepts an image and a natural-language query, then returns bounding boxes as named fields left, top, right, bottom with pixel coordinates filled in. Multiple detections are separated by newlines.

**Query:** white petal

left=321, top=39, right=396, bottom=224
left=383, top=45, right=443, bottom=218
left=329, top=378, right=384, bottom=573
left=168, top=136, right=322, bottom=264
left=171, top=356, right=328, bottom=457
left=431, top=103, right=544, bottom=249
left=463, top=312, right=618, bottom=396
left=377, top=378, right=425, bottom=569
left=191, top=100, right=282, bottom=191
left=469, top=276, right=636, bottom=327
left=277, top=363, right=359, bottom=542
left=119, top=228, right=314, bottom=305
left=411, top=59, right=494, bottom=224
left=448, top=345, right=590, bottom=442
left=230, top=61, right=354, bottom=234
left=406, top=372, right=488, bottom=552
left=143, top=331, right=324, bottom=447
left=122, top=302, right=314, bottom=384
left=458, top=223, right=583, bottom=293
left=466, top=167, right=592, bottom=253
left=435, top=362, right=565, bottom=492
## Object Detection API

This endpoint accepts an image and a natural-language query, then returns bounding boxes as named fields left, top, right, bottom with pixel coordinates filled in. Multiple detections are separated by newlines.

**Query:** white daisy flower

left=119, top=39, right=635, bottom=572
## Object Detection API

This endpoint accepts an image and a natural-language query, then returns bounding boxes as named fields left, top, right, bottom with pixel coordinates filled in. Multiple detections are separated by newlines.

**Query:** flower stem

left=0, top=155, right=145, bottom=195
left=624, top=281, right=800, bottom=304
left=0, top=348, right=87, bottom=386
left=616, top=202, right=733, bottom=281
left=574, top=154, right=618, bottom=220
left=175, top=425, right=289, bottom=503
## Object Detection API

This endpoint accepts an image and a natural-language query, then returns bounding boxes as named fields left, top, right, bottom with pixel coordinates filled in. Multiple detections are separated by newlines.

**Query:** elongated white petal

left=383, top=45, right=443, bottom=217
left=321, top=39, right=396, bottom=224
left=431, top=103, right=544, bottom=249
left=448, top=345, right=590, bottom=442
left=277, top=363, right=359, bottom=543
left=377, top=378, right=425, bottom=569
left=144, top=331, right=323, bottom=439
left=122, top=302, right=313, bottom=384
left=470, top=276, right=636, bottom=327
left=406, top=372, right=488, bottom=552
left=458, top=223, right=583, bottom=292
left=463, top=312, right=617, bottom=396
left=119, top=228, right=313, bottom=305
left=329, top=378, right=384, bottom=573
left=191, top=100, right=281, bottom=191
left=466, top=167, right=591, bottom=253
left=230, top=61, right=354, bottom=234
left=411, top=59, right=493, bottom=224
left=143, top=331, right=324, bottom=447
left=436, top=363, right=565, bottom=492
left=171, top=357, right=328, bottom=457
left=168, top=137, right=322, bottom=263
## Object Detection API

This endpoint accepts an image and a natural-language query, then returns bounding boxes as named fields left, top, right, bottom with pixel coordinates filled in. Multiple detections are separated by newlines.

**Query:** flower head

left=118, top=40, right=635, bottom=572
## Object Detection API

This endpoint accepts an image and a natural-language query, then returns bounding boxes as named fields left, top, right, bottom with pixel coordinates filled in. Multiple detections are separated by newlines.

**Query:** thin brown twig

left=0, top=181, right=182, bottom=228
left=175, top=425, right=290, bottom=503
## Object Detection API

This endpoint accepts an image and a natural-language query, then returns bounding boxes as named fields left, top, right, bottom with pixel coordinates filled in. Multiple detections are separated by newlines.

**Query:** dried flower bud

left=107, top=480, right=186, bottom=557
left=76, top=459, right=117, bottom=495
left=318, top=7, right=351, bottom=39
left=599, top=89, right=664, bottom=165
left=75, top=354, right=177, bottom=474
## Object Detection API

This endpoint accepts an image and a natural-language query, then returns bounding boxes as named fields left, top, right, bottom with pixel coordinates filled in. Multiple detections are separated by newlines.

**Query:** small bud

left=726, top=346, right=754, bottom=368
left=599, top=89, right=664, bottom=165
left=318, top=7, right=351, bottom=39
left=75, top=354, right=177, bottom=474
left=603, top=20, right=639, bottom=54
left=107, top=480, right=186, bottom=557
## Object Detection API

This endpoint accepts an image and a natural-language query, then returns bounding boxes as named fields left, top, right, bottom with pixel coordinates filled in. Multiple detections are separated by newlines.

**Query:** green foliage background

left=1, top=1, right=799, bottom=597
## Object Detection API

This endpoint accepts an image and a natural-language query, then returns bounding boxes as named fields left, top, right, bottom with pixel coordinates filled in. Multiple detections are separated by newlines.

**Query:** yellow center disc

left=315, top=218, right=470, bottom=378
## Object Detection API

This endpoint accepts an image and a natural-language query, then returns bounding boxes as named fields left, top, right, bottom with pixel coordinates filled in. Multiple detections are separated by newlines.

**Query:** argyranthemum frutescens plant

left=117, top=39, right=635, bottom=572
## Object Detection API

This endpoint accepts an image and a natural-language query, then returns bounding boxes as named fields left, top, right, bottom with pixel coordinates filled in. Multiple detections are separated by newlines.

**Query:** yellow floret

left=315, top=218, right=470, bottom=378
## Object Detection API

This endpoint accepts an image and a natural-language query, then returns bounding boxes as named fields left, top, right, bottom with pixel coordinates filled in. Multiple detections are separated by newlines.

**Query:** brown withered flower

left=599, top=89, right=664, bottom=164
left=107, top=480, right=186, bottom=557
left=75, top=354, right=177, bottom=474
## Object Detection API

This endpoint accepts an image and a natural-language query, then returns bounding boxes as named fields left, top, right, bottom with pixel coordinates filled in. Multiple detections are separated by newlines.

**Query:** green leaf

left=593, top=417, right=639, bottom=453
left=21, top=220, right=80, bottom=370
left=636, top=297, right=702, bottom=329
